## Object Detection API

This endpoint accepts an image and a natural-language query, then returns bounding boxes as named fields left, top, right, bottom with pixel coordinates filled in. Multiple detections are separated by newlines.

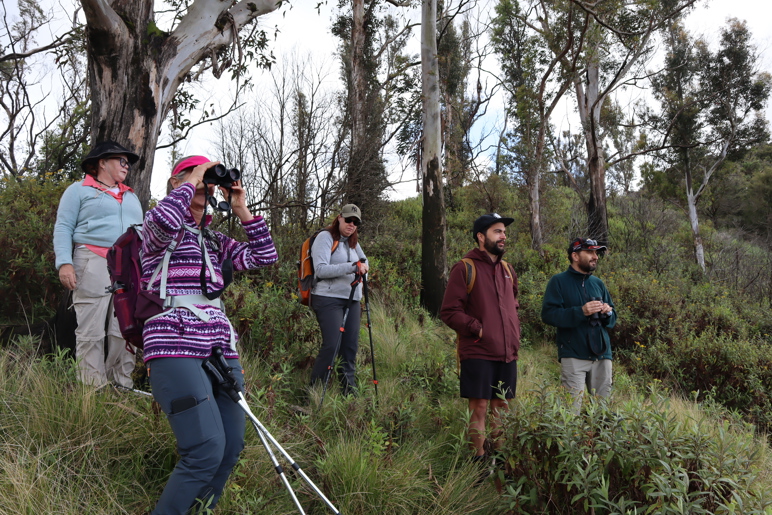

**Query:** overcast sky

left=154, top=0, right=772, bottom=199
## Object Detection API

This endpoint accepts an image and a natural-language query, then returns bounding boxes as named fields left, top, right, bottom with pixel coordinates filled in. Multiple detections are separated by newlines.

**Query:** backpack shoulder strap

left=148, top=227, right=187, bottom=300
left=501, top=259, right=514, bottom=285
left=311, top=229, right=338, bottom=257
left=460, top=258, right=476, bottom=295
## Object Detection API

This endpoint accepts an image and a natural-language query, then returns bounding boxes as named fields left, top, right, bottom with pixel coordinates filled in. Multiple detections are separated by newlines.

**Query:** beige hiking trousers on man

left=560, top=357, right=612, bottom=414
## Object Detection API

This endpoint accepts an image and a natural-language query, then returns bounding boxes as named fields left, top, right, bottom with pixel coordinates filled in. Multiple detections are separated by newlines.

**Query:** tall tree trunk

left=83, top=1, right=165, bottom=211
left=344, top=0, right=386, bottom=211
left=80, top=0, right=280, bottom=210
left=351, top=0, right=367, bottom=153
left=687, top=191, right=705, bottom=272
left=683, top=152, right=707, bottom=273
left=528, top=133, right=545, bottom=254
left=421, top=0, right=447, bottom=317
left=575, top=55, right=609, bottom=243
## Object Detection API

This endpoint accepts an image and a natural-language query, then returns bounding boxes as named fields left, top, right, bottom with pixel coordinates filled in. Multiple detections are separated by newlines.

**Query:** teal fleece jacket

left=53, top=180, right=143, bottom=270
left=541, top=266, right=616, bottom=361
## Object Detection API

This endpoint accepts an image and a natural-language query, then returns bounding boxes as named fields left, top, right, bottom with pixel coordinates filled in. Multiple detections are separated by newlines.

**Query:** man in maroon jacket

left=440, top=213, right=521, bottom=470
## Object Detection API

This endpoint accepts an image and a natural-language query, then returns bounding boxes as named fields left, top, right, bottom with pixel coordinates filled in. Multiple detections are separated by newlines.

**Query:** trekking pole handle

left=353, top=257, right=367, bottom=282
left=211, top=346, right=243, bottom=395
left=203, top=360, right=241, bottom=404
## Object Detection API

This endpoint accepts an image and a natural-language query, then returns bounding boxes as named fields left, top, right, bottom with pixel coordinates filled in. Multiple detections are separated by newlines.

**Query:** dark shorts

left=460, top=359, right=518, bottom=400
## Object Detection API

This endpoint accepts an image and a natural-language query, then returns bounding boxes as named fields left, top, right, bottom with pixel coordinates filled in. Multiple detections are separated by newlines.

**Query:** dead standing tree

left=421, top=0, right=447, bottom=316
left=79, top=0, right=281, bottom=210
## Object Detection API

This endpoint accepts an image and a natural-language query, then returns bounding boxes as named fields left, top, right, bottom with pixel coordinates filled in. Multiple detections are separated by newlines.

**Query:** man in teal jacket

left=541, top=238, right=616, bottom=413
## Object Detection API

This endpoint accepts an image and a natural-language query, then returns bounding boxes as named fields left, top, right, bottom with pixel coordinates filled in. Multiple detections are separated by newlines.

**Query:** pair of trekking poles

left=319, top=258, right=378, bottom=408
left=204, top=346, right=342, bottom=514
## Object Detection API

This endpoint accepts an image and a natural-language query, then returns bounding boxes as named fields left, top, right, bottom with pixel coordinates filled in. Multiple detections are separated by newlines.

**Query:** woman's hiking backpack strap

left=107, top=224, right=185, bottom=352
left=297, top=229, right=339, bottom=306
left=454, top=257, right=516, bottom=371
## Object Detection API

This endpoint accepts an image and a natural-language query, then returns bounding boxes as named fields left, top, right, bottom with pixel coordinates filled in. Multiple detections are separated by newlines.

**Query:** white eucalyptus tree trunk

left=420, top=0, right=447, bottom=316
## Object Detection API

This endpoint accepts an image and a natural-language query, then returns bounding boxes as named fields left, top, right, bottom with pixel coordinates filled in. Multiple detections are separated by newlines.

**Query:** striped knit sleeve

left=218, top=215, right=278, bottom=271
left=142, top=183, right=193, bottom=256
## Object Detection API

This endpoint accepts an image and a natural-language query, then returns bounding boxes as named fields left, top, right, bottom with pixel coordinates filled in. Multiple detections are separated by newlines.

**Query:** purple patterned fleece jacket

left=140, top=183, right=278, bottom=362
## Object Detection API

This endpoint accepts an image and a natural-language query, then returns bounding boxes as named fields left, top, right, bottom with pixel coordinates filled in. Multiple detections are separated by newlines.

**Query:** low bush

left=0, top=177, right=68, bottom=322
left=633, top=329, right=772, bottom=434
left=497, top=385, right=772, bottom=514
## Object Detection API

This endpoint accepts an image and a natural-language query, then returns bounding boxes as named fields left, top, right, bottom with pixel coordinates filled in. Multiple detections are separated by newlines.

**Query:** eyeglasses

left=343, top=216, right=360, bottom=226
left=108, top=156, right=131, bottom=169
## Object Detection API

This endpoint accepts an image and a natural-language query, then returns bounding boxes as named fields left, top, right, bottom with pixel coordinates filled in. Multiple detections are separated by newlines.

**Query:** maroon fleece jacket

left=440, top=248, right=520, bottom=363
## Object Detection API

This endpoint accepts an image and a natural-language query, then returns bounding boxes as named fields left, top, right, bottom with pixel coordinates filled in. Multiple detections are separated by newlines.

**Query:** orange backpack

left=297, top=230, right=339, bottom=306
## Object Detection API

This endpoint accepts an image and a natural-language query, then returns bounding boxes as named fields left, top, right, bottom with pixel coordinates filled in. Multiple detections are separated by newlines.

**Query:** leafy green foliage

left=0, top=176, right=68, bottom=321
left=498, top=387, right=772, bottom=514
left=632, top=330, right=772, bottom=435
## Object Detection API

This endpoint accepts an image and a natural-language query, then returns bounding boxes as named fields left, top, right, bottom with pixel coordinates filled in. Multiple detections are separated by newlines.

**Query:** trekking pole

left=112, top=384, right=153, bottom=397
left=319, top=271, right=361, bottom=408
left=204, top=348, right=342, bottom=515
left=360, top=259, right=378, bottom=400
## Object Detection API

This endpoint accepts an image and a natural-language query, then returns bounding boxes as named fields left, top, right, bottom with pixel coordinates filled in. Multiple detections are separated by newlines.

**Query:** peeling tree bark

left=421, top=0, right=447, bottom=317
left=80, top=0, right=280, bottom=210
left=574, top=54, right=609, bottom=244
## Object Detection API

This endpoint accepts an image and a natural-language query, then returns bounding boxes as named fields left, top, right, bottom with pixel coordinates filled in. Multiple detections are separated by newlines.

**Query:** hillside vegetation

left=1, top=176, right=772, bottom=513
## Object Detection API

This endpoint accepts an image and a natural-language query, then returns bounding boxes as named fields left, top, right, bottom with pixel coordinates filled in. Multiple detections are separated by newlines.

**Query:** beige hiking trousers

left=71, top=246, right=135, bottom=387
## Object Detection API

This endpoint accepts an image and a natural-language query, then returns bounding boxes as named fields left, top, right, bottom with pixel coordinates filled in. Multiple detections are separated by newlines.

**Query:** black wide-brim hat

left=80, top=140, right=140, bottom=171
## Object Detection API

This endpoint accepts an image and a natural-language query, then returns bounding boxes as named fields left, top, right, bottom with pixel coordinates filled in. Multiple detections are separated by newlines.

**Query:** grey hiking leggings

left=148, top=357, right=245, bottom=515
left=309, top=294, right=361, bottom=393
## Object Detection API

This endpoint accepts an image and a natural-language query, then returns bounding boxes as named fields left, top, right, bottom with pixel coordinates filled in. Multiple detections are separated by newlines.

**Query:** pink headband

left=172, top=155, right=210, bottom=176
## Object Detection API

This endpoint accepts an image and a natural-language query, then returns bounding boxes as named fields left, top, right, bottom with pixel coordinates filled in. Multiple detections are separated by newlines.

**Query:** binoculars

left=203, top=164, right=240, bottom=189
left=203, top=164, right=241, bottom=211
left=589, top=296, right=610, bottom=325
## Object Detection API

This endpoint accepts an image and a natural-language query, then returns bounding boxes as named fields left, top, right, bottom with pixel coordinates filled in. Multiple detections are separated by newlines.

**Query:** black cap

left=472, top=213, right=514, bottom=242
left=568, top=238, right=607, bottom=255
left=81, top=140, right=140, bottom=171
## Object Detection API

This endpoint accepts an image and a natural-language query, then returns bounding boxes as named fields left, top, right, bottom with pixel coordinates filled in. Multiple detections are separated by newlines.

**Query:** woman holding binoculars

left=141, top=156, right=278, bottom=514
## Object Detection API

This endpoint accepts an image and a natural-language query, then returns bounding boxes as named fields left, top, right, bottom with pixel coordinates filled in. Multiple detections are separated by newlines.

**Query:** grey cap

left=341, top=203, right=362, bottom=221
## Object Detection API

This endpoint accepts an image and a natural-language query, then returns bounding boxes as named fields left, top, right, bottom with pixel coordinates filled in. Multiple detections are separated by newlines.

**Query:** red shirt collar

left=83, top=174, right=134, bottom=200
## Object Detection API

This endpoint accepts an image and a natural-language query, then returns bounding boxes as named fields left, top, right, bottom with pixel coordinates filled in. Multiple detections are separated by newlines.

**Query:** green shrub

left=633, top=329, right=772, bottom=434
left=497, top=386, right=772, bottom=514
left=0, top=177, right=68, bottom=322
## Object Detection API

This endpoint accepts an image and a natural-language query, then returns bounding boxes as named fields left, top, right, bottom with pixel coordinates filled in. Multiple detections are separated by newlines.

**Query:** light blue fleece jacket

left=53, top=180, right=143, bottom=269
left=311, top=230, right=367, bottom=301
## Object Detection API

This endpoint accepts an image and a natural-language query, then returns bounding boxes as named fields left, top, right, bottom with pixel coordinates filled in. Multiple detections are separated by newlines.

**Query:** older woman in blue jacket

left=53, top=141, right=143, bottom=387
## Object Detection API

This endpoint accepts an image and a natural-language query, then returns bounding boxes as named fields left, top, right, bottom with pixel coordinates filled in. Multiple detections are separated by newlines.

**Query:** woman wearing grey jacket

left=309, top=204, right=369, bottom=395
